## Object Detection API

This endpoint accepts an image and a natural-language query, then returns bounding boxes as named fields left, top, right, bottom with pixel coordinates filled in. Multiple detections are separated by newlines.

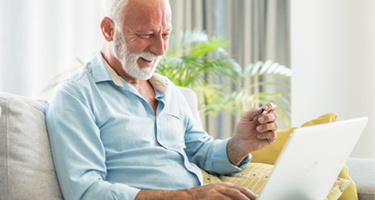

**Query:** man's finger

left=257, top=131, right=277, bottom=142
left=218, top=188, right=251, bottom=200
left=256, top=121, right=279, bottom=132
left=237, top=186, right=258, bottom=200
left=262, top=102, right=277, bottom=113
left=243, top=103, right=277, bottom=122
left=218, top=183, right=257, bottom=200
left=258, top=112, right=278, bottom=124
left=242, top=107, right=264, bottom=121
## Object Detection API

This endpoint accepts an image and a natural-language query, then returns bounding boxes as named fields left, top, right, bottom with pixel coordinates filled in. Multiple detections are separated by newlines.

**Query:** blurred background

left=0, top=0, right=373, bottom=159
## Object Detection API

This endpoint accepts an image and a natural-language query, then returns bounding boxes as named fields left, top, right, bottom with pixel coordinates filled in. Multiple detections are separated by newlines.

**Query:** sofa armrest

left=346, top=157, right=375, bottom=200
left=177, top=86, right=202, bottom=128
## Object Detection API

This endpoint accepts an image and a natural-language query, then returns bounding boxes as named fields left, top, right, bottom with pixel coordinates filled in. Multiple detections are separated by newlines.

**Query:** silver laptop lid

left=257, top=117, right=368, bottom=200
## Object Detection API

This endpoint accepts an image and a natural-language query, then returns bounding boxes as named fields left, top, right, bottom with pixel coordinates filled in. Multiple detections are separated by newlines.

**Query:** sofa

left=0, top=89, right=374, bottom=200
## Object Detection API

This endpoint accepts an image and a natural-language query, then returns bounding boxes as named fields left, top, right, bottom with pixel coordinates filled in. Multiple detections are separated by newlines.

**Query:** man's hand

left=135, top=182, right=257, bottom=200
left=188, top=182, right=257, bottom=200
left=228, top=103, right=278, bottom=165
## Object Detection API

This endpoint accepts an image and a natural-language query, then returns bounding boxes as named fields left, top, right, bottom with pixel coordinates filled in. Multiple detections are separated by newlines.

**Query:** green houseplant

left=157, top=29, right=291, bottom=127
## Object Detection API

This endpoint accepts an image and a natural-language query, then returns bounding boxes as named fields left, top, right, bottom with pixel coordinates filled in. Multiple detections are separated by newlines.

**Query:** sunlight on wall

left=291, top=0, right=375, bottom=159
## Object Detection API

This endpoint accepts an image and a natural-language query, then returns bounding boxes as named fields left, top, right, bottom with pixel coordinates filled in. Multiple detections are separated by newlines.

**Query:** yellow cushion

left=200, top=169, right=222, bottom=184
left=338, top=165, right=358, bottom=200
left=202, top=162, right=351, bottom=200
left=249, top=112, right=357, bottom=200
left=328, top=177, right=351, bottom=200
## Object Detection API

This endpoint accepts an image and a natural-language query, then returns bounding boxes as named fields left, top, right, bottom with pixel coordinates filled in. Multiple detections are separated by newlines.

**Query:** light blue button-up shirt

left=46, top=51, right=250, bottom=200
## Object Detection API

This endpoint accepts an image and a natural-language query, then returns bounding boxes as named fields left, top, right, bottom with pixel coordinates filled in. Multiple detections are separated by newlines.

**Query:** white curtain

left=0, top=0, right=103, bottom=100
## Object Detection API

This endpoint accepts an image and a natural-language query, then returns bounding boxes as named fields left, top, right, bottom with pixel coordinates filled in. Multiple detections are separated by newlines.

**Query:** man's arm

left=227, top=103, right=278, bottom=165
left=46, top=82, right=140, bottom=200
left=177, top=86, right=251, bottom=176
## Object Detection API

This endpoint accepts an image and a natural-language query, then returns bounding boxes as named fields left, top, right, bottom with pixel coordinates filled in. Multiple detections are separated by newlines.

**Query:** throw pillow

left=338, top=164, right=358, bottom=200
left=250, top=112, right=357, bottom=200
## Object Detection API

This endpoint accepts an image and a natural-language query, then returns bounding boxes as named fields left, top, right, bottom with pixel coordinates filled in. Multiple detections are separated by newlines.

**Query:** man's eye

left=138, top=34, right=169, bottom=39
left=139, top=34, right=153, bottom=39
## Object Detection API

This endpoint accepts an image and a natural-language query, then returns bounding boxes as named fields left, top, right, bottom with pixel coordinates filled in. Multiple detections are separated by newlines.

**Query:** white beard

left=112, top=28, right=162, bottom=80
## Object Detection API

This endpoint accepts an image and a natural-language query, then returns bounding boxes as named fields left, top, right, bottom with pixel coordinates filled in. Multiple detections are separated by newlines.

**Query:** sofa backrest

left=0, top=93, right=63, bottom=200
left=0, top=87, right=201, bottom=200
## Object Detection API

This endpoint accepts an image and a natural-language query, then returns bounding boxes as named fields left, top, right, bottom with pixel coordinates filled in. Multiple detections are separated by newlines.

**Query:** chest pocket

left=161, top=113, right=186, bottom=150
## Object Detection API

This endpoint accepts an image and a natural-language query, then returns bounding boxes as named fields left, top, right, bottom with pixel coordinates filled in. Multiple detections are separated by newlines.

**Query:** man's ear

left=100, top=17, right=115, bottom=42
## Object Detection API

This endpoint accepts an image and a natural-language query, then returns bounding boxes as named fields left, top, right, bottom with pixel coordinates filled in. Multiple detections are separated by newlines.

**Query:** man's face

left=112, top=0, right=172, bottom=80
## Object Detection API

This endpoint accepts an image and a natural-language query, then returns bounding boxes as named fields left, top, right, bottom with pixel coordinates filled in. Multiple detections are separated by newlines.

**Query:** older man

left=46, top=0, right=278, bottom=199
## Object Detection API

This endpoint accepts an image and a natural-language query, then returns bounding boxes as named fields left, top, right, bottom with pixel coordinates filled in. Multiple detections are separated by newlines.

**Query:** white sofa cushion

left=0, top=93, right=63, bottom=200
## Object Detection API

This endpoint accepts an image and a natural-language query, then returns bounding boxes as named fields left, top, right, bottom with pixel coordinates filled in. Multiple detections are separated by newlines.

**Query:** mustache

left=136, top=51, right=162, bottom=62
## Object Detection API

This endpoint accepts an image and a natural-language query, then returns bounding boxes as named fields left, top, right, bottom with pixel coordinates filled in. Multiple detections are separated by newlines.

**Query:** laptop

left=257, top=117, right=368, bottom=200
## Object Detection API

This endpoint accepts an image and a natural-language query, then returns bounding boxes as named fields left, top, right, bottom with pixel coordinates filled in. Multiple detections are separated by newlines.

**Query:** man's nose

left=149, top=35, right=166, bottom=56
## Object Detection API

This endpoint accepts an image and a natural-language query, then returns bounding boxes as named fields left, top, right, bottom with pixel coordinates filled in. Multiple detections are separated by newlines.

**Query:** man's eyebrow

left=136, top=28, right=172, bottom=34
left=135, top=29, right=153, bottom=34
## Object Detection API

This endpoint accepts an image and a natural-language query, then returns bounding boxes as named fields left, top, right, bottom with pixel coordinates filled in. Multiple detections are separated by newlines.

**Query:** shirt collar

left=103, top=58, right=123, bottom=87
left=100, top=53, right=168, bottom=93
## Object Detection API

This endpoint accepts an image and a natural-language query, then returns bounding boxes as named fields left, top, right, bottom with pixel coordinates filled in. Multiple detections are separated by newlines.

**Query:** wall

left=291, top=0, right=375, bottom=159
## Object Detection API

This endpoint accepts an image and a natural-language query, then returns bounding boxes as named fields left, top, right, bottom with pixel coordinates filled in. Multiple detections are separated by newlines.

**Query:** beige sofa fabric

left=0, top=93, right=63, bottom=200
left=346, top=158, right=375, bottom=200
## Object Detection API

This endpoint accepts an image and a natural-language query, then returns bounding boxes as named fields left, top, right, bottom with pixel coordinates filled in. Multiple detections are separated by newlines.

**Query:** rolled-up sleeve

left=46, top=81, right=140, bottom=200
left=185, top=135, right=251, bottom=176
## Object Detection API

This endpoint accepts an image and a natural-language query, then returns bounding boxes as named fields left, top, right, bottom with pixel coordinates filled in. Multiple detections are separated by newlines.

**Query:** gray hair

left=100, top=0, right=171, bottom=30
left=100, top=0, right=129, bottom=30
